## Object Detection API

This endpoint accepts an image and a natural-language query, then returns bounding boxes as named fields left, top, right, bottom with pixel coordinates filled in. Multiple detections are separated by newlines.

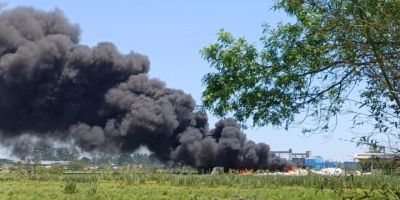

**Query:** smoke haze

left=0, top=7, right=286, bottom=170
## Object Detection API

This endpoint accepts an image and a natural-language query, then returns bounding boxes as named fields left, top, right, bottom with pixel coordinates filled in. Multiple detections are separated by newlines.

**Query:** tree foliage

left=201, top=0, right=400, bottom=139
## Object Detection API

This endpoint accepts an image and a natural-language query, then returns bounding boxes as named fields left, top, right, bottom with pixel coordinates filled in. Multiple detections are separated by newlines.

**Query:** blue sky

left=1, top=0, right=367, bottom=161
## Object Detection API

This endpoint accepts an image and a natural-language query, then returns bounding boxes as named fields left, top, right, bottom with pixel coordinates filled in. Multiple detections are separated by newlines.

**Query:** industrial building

left=272, top=148, right=378, bottom=170
left=272, top=149, right=345, bottom=169
left=272, top=148, right=311, bottom=167
left=305, top=156, right=324, bottom=170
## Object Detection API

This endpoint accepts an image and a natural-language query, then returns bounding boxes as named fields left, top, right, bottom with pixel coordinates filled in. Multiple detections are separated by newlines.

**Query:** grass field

left=0, top=180, right=339, bottom=200
left=0, top=170, right=399, bottom=199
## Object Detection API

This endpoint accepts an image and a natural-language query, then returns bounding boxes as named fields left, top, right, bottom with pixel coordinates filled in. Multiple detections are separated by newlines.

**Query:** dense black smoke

left=0, top=7, right=286, bottom=170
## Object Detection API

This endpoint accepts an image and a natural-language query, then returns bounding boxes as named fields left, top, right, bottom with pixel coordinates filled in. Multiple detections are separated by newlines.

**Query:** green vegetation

left=199, top=1, right=400, bottom=198
left=0, top=180, right=337, bottom=200
left=1, top=168, right=400, bottom=199
left=201, top=0, right=400, bottom=140
left=64, top=178, right=78, bottom=194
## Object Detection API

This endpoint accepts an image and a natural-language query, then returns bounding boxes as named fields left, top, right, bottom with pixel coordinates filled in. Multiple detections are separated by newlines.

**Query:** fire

left=283, top=166, right=296, bottom=173
left=239, top=169, right=254, bottom=174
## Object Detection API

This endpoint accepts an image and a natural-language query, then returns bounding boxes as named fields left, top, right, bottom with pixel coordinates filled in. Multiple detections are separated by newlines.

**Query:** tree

left=201, top=0, right=400, bottom=149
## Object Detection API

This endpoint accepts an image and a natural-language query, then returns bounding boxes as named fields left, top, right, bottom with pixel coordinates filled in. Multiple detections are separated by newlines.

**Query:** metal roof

left=354, top=153, right=394, bottom=160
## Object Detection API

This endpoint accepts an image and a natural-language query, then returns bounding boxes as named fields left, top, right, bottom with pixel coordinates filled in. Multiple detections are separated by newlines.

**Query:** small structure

left=354, top=152, right=395, bottom=171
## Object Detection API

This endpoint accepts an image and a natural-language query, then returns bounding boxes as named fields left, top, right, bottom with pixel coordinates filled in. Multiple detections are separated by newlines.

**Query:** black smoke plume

left=0, top=7, right=286, bottom=170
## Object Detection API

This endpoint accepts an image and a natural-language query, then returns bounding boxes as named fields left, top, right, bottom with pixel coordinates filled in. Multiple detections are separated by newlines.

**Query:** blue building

left=324, top=161, right=338, bottom=168
left=305, top=156, right=324, bottom=169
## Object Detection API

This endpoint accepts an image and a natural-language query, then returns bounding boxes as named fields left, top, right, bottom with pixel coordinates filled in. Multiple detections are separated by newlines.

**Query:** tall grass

left=1, top=169, right=400, bottom=199
left=64, top=179, right=77, bottom=194
left=1, top=171, right=399, bottom=191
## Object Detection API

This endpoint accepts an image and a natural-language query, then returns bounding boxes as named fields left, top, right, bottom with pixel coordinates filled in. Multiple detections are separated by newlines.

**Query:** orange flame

left=283, top=166, right=297, bottom=173
left=239, top=169, right=254, bottom=174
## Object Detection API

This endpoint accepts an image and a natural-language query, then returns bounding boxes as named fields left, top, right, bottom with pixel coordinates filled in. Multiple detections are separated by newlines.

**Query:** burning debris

left=0, top=7, right=286, bottom=171
left=239, top=169, right=255, bottom=175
